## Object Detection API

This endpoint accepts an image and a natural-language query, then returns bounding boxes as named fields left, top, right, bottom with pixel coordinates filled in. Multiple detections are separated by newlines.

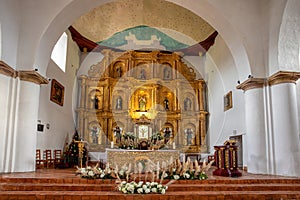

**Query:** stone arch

left=33, top=0, right=251, bottom=80
left=278, top=0, right=300, bottom=72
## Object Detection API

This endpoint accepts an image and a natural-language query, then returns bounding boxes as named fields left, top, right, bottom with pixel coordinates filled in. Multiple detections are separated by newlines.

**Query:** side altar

left=106, top=148, right=180, bottom=169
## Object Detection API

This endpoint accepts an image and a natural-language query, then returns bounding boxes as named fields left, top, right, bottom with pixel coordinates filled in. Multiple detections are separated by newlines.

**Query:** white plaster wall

left=208, top=0, right=265, bottom=77
left=37, top=31, right=80, bottom=152
left=0, top=0, right=20, bottom=67
left=204, top=36, right=246, bottom=164
left=278, top=0, right=300, bottom=71
left=263, top=0, right=287, bottom=75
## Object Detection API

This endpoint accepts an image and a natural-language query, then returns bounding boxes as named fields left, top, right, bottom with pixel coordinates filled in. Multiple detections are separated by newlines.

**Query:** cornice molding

left=18, top=70, right=49, bottom=85
left=0, top=61, right=17, bottom=78
left=236, top=78, right=266, bottom=91
left=268, top=71, right=300, bottom=86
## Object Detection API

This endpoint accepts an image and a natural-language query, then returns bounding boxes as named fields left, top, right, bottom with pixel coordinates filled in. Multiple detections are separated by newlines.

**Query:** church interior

left=0, top=0, right=300, bottom=199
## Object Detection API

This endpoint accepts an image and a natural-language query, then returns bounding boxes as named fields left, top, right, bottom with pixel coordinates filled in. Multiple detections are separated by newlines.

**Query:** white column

left=0, top=68, right=48, bottom=172
left=244, top=88, right=268, bottom=174
left=0, top=75, right=15, bottom=172
left=270, top=82, right=300, bottom=176
left=237, top=78, right=268, bottom=174
left=13, top=80, right=40, bottom=172
left=0, top=62, right=17, bottom=173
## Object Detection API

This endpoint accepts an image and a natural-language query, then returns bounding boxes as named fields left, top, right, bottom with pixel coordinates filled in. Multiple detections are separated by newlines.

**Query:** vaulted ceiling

left=72, top=0, right=216, bottom=46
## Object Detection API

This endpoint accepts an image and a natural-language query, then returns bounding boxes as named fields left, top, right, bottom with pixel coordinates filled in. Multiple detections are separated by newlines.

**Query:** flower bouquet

left=118, top=181, right=168, bottom=194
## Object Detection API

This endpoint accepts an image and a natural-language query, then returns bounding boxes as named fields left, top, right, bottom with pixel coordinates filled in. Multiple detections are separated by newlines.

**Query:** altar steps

left=0, top=170, right=300, bottom=199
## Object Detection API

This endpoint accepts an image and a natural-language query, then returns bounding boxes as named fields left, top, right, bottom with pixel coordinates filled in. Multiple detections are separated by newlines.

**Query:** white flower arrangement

left=76, top=157, right=214, bottom=195
left=162, top=158, right=214, bottom=180
left=118, top=181, right=168, bottom=194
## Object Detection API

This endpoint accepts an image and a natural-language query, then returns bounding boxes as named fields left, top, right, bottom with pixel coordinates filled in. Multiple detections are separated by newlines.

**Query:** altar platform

left=1, top=168, right=300, bottom=199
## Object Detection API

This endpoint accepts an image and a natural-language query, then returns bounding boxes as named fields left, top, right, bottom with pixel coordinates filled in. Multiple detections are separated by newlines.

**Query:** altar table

left=106, top=149, right=180, bottom=168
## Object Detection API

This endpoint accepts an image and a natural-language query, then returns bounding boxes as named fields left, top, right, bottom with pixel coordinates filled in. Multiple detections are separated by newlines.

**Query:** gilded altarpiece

left=76, top=50, right=208, bottom=152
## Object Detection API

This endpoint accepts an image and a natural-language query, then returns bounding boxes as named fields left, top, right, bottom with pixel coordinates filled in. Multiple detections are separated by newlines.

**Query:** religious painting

left=138, top=125, right=149, bottom=139
left=50, top=79, right=64, bottom=106
left=224, top=91, right=233, bottom=111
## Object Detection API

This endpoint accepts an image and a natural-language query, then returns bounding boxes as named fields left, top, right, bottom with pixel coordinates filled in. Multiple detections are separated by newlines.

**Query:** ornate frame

left=224, top=91, right=233, bottom=111
left=50, top=79, right=64, bottom=106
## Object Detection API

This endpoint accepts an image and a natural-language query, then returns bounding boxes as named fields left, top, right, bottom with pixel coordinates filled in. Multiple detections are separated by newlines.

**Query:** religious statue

left=116, top=66, right=122, bottom=78
left=139, top=69, right=146, bottom=80
left=163, top=127, right=171, bottom=144
left=139, top=95, right=147, bottom=111
left=164, top=67, right=171, bottom=79
left=114, top=126, right=122, bottom=143
left=116, top=96, right=122, bottom=110
left=93, top=95, right=99, bottom=109
left=91, top=126, right=99, bottom=144
left=185, top=128, right=193, bottom=145
left=164, top=98, right=169, bottom=110
left=184, top=98, right=192, bottom=111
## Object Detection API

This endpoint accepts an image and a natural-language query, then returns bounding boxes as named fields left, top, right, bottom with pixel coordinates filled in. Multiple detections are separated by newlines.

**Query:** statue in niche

left=93, top=96, right=99, bottom=109
left=139, top=69, right=146, bottom=80
left=91, top=126, right=99, bottom=144
left=163, top=127, right=171, bottom=144
left=185, top=128, right=194, bottom=145
left=116, top=66, right=122, bottom=78
left=116, top=96, right=122, bottom=110
left=139, top=95, right=147, bottom=111
left=164, top=98, right=169, bottom=110
left=184, top=98, right=192, bottom=111
left=164, top=67, right=171, bottom=79
left=114, top=126, right=122, bottom=143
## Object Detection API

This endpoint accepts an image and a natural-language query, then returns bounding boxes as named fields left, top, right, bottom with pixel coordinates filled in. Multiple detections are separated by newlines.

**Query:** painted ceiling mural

left=97, top=25, right=189, bottom=51
left=72, top=0, right=216, bottom=45
left=70, top=0, right=218, bottom=54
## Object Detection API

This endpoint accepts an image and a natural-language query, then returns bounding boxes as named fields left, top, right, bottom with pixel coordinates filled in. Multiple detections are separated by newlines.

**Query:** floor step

left=1, top=182, right=300, bottom=192
left=0, top=190, right=299, bottom=200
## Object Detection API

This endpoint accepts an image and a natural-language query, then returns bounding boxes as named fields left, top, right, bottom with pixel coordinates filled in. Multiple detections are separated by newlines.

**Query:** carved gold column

left=198, top=80, right=205, bottom=111
left=79, top=75, right=87, bottom=109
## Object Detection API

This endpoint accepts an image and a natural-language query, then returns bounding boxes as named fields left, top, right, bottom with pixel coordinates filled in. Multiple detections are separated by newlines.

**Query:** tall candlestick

left=111, top=141, right=114, bottom=149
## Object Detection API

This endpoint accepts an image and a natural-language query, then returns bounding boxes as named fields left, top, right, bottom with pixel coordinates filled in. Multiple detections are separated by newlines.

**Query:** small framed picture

left=37, top=124, right=44, bottom=132
left=50, top=79, right=64, bottom=106
left=224, top=91, right=233, bottom=111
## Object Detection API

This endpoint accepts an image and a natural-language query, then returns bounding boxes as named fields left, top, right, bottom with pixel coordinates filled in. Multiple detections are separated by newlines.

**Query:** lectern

left=213, top=140, right=242, bottom=177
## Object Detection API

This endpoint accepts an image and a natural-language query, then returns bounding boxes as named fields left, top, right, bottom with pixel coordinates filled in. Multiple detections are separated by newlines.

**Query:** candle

left=111, top=141, right=114, bottom=149
left=173, top=142, right=176, bottom=149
